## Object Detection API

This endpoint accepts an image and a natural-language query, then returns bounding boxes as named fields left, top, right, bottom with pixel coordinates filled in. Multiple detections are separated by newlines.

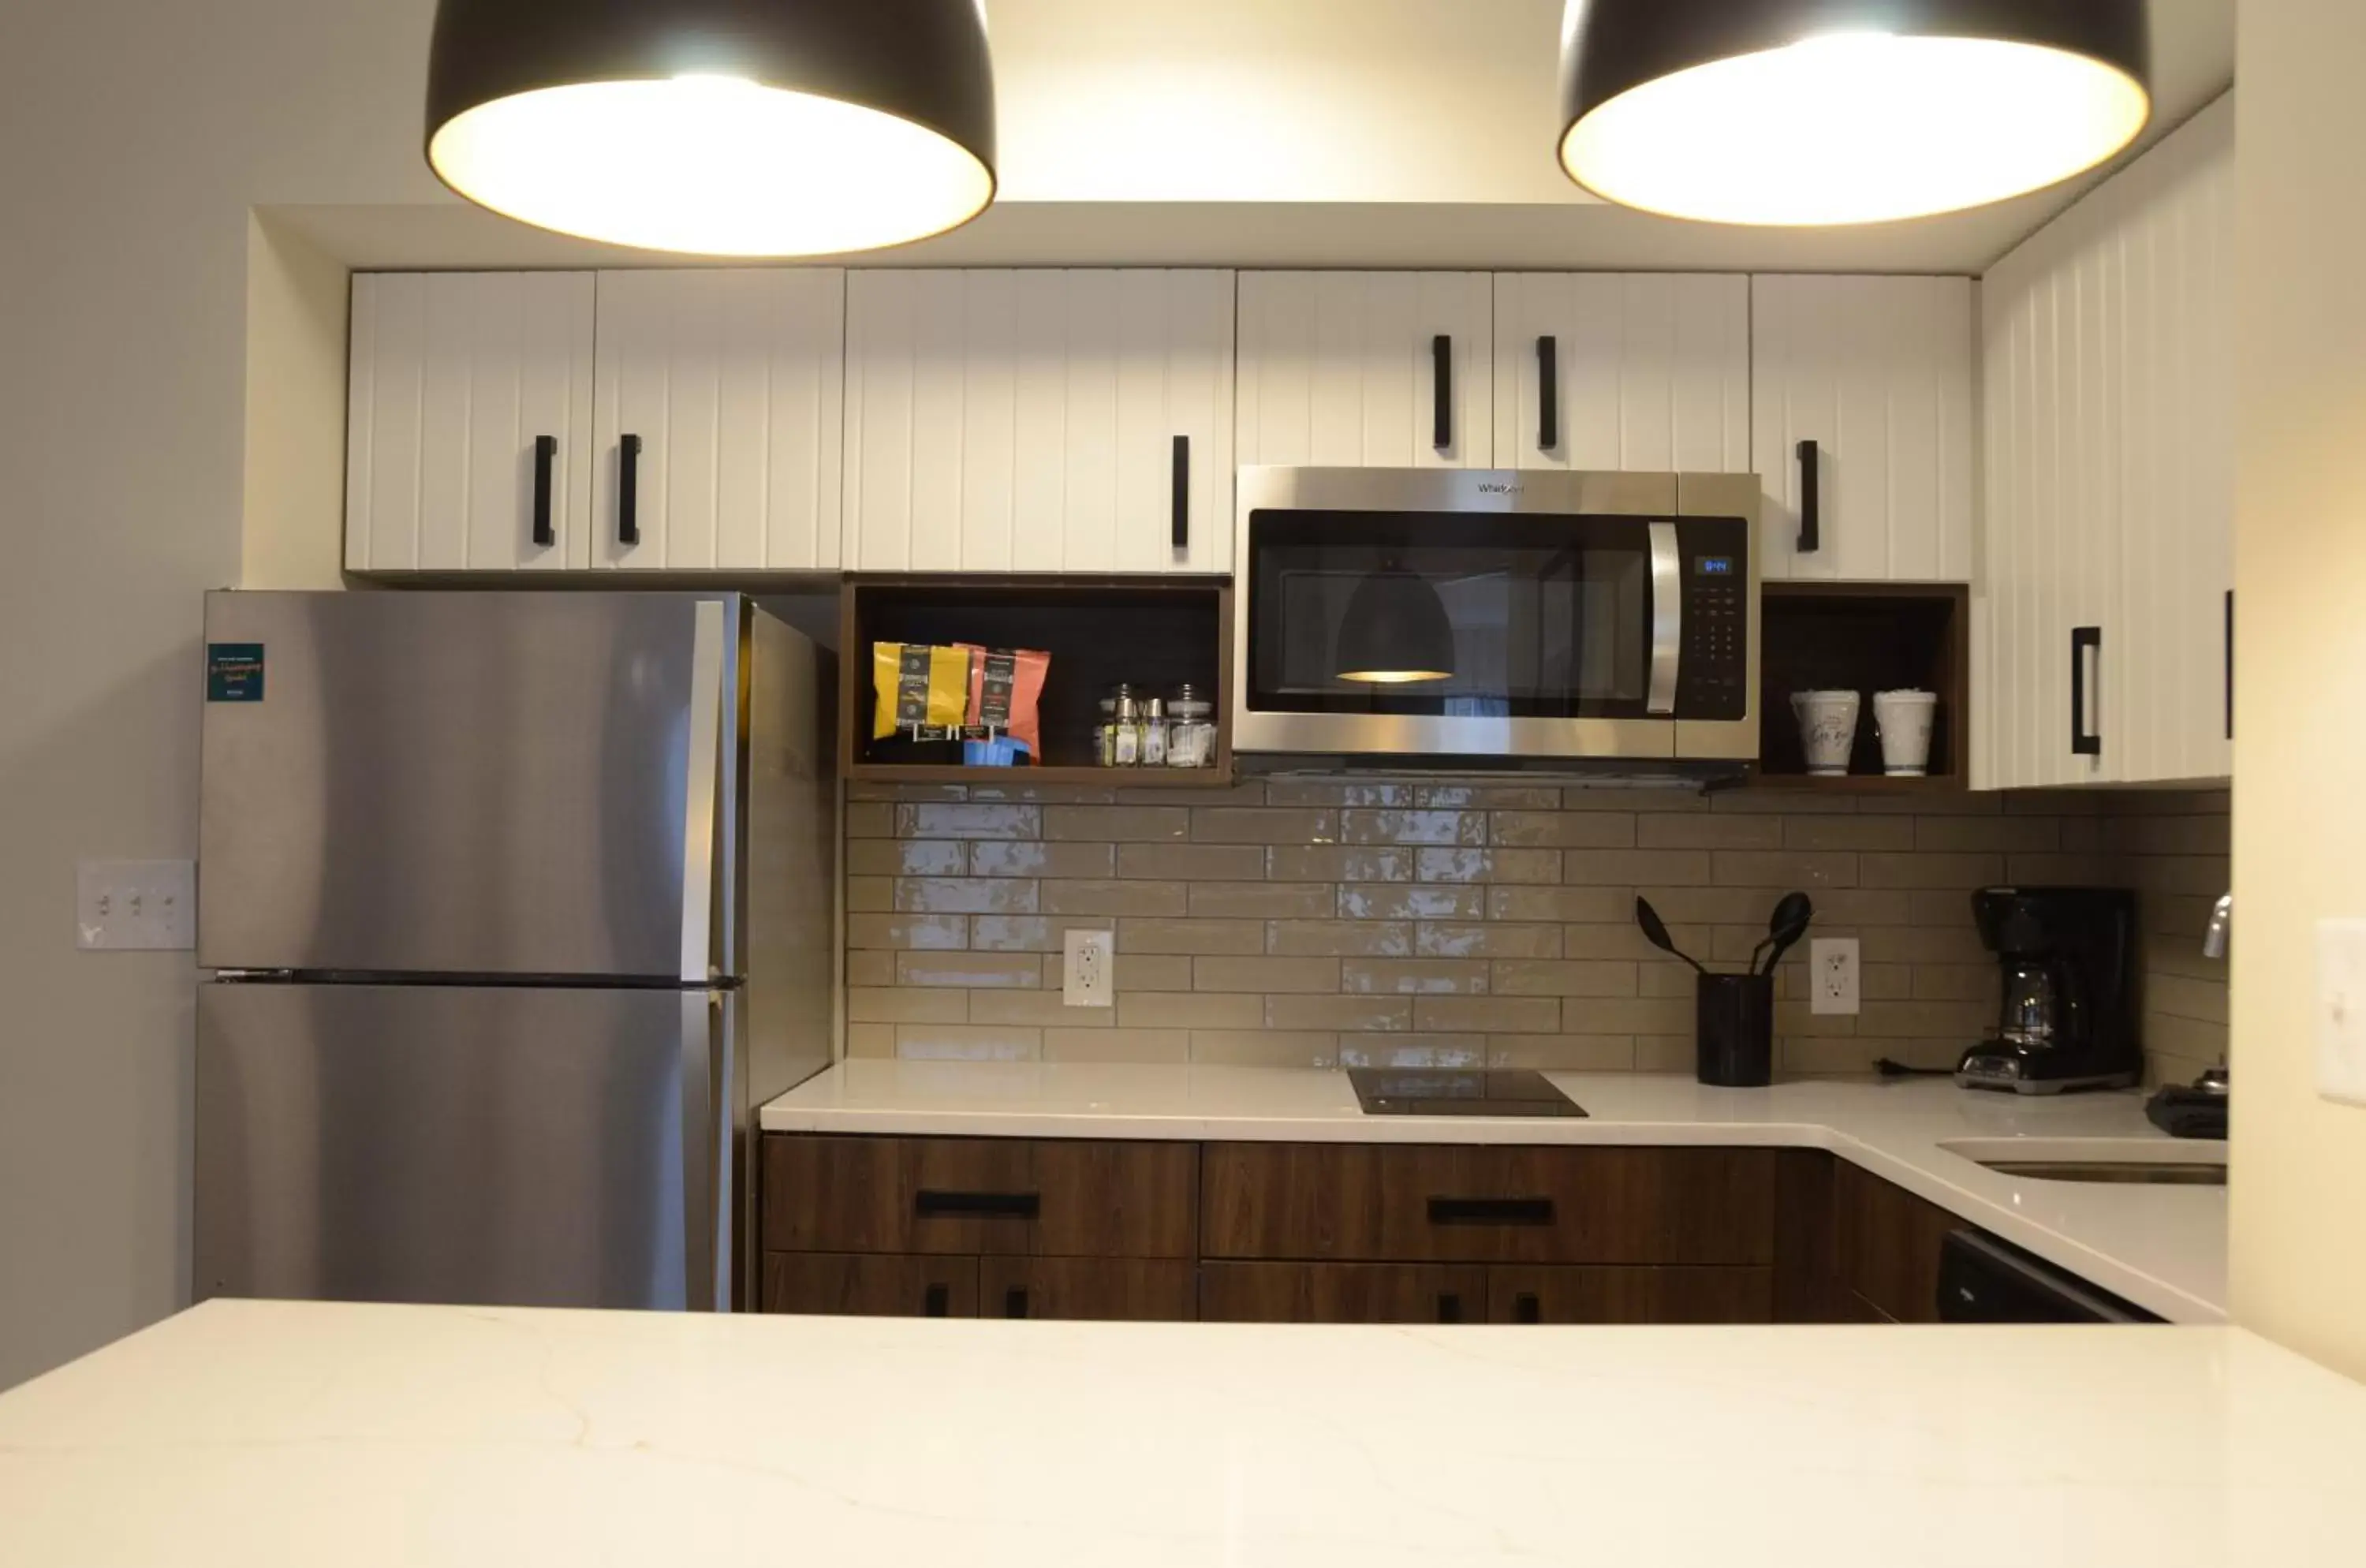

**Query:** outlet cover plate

left=1810, top=937, right=1860, bottom=1016
left=1063, top=928, right=1114, bottom=1008
left=2315, top=919, right=2366, bottom=1106
left=77, top=860, right=196, bottom=951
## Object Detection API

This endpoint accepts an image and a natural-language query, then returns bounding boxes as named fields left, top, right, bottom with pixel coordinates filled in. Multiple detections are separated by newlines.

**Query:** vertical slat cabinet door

left=1494, top=273, right=1748, bottom=474
left=345, top=271, right=595, bottom=573
left=592, top=269, right=846, bottom=571
left=1752, top=276, right=1974, bottom=583
left=844, top=269, right=1234, bottom=573
left=2110, top=99, right=2236, bottom=785
left=1236, top=272, right=1494, bottom=469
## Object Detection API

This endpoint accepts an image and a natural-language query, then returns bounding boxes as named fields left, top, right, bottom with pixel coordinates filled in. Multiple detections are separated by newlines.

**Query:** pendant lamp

left=425, top=0, right=997, bottom=256
left=1336, top=568, right=1457, bottom=685
left=1558, top=0, right=2150, bottom=226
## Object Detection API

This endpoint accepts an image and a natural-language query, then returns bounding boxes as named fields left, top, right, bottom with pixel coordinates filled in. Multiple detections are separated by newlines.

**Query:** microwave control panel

left=1675, top=517, right=1750, bottom=720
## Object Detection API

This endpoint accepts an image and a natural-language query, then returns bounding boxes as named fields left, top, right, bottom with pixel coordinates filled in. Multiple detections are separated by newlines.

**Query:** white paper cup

left=1789, top=690, right=1861, bottom=776
left=1873, top=689, right=1939, bottom=776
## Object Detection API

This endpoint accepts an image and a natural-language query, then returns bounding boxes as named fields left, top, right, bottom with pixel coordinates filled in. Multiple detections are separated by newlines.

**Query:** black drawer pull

left=1431, top=334, right=1453, bottom=450
left=1536, top=335, right=1558, bottom=452
left=923, top=1283, right=950, bottom=1317
left=2224, top=589, right=2234, bottom=741
left=1796, top=438, right=1821, bottom=554
left=1514, top=1292, right=1541, bottom=1324
left=1427, top=1197, right=1555, bottom=1226
left=1170, top=433, right=1190, bottom=551
left=1004, top=1287, right=1029, bottom=1319
left=2071, top=625, right=2103, bottom=757
left=618, top=432, right=642, bottom=547
left=1436, top=1292, right=1464, bottom=1323
left=531, top=435, right=557, bottom=547
left=915, top=1189, right=1042, bottom=1220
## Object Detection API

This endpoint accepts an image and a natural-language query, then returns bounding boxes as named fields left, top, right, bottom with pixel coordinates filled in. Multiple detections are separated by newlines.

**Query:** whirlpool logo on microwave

left=1476, top=481, right=1524, bottom=495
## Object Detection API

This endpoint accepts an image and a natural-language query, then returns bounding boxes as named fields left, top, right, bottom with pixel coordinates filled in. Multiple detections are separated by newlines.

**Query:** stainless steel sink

left=1938, top=1137, right=2227, bottom=1186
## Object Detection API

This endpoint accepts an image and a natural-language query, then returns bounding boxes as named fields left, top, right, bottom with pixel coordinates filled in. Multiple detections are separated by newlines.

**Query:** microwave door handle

left=1648, top=521, right=1681, bottom=716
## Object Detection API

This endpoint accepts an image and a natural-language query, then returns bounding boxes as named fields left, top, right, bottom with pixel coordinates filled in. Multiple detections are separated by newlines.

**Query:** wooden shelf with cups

left=1752, top=583, right=1969, bottom=793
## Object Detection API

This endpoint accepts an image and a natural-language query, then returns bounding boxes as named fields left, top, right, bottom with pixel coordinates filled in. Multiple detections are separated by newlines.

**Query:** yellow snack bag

left=871, top=643, right=972, bottom=738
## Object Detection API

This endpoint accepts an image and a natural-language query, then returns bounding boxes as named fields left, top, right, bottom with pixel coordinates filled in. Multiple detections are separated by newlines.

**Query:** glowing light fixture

left=1558, top=0, right=2150, bottom=226
left=425, top=0, right=997, bottom=256
left=1336, top=567, right=1456, bottom=685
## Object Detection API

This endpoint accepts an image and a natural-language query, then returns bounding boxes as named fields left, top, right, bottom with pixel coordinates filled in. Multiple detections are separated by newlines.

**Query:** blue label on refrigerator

left=207, top=643, right=265, bottom=702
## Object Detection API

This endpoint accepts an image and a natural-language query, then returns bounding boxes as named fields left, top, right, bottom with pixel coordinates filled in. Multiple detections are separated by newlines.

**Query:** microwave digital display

left=1696, top=557, right=1736, bottom=577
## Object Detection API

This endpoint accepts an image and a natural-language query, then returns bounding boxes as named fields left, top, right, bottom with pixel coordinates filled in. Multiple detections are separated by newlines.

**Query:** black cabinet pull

left=1536, top=335, right=1558, bottom=452
left=1171, top=434, right=1190, bottom=551
left=1796, top=439, right=1821, bottom=554
left=1431, top=334, right=1453, bottom=451
left=1426, top=1197, right=1555, bottom=1226
left=1436, top=1292, right=1464, bottom=1324
left=915, top=1190, right=1042, bottom=1220
left=1514, top=1292, right=1541, bottom=1325
left=617, top=432, right=642, bottom=547
left=2225, top=589, right=2235, bottom=741
left=531, top=435, right=557, bottom=548
left=923, top=1283, right=950, bottom=1317
left=1004, top=1287, right=1030, bottom=1319
left=2072, top=625, right=2103, bottom=757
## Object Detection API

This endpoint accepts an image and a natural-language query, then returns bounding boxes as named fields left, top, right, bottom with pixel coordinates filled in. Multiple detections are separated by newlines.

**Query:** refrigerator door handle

left=680, top=989, right=731, bottom=1312
left=680, top=600, right=727, bottom=984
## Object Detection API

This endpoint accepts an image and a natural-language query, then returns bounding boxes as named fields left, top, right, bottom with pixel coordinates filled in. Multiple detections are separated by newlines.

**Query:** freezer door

left=198, top=591, right=735, bottom=980
left=195, top=983, right=733, bottom=1311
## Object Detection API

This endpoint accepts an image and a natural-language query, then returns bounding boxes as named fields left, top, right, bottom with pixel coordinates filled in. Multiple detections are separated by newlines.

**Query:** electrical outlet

left=1810, top=937, right=1860, bottom=1016
left=2315, top=919, right=2366, bottom=1106
left=1062, top=928, right=1114, bottom=1008
left=77, top=860, right=196, bottom=951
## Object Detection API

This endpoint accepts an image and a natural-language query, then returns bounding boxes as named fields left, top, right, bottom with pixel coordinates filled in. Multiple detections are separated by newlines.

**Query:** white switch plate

left=77, top=860, right=196, bottom=951
left=1062, top=928, right=1114, bottom=1008
left=2315, top=919, right=2366, bottom=1106
left=1810, top=937, right=1860, bottom=1016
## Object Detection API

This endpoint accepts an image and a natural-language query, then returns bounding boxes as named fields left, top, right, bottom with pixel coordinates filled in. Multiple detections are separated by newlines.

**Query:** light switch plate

left=2315, top=919, right=2366, bottom=1106
left=77, top=860, right=196, bottom=951
left=1062, top=928, right=1114, bottom=1008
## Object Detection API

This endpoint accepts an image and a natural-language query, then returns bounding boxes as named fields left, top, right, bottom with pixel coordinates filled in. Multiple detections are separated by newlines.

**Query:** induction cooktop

left=1348, top=1069, right=1588, bottom=1118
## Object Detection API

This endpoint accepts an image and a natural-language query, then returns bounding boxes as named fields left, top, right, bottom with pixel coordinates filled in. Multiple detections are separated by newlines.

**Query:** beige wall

left=241, top=215, right=351, bottom=591
left=2230, top=0, right=2366, bottom=1379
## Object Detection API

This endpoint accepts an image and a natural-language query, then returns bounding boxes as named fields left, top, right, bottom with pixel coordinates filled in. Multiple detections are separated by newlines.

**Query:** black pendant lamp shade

left=426, top=0, right=997, bottom=256
left=1558, top=0, right=2151, bottom=226
left=1335, top=568, right=1457, bottom=685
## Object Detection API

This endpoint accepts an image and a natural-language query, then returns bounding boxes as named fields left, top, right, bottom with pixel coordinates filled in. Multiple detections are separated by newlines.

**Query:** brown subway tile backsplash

left=839, top=780, right=2230, bottom=1081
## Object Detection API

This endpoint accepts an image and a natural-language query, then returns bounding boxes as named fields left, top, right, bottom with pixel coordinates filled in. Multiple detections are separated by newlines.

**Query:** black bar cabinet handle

left=1536, top=335, right=1558, bottom=452
left=2225, top=589, right=2235, bottom=741
left=915, top=1189, right=1043, bottom=1220
left=531, top=435, right=557, bottom=547
left=1171, top=434, right=1190, bottom=551
left=617, top=432, right=642, bottom=547
left=923, top=1284, right=950, bottom=1317
left=1004, top=1288, right=1029, bottom=1319
left=1514, top=1293, right=1542, bottom=1325
left=1431, top=334, right=1453, bottom=451
left=2072, top=625, right=2103, bottom=757
left=1426, top=1197, right=1556, bottom=1226
left=1436, top=1293, right=1464, bottom=1324
left=1796, top=439, right=1820, bottom=554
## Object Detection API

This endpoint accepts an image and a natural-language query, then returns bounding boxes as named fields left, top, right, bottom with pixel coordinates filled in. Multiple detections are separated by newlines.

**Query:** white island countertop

left=763, top=1062, right=2228, bottom=1323
left=2, top=1300, right=2359, bottom=1567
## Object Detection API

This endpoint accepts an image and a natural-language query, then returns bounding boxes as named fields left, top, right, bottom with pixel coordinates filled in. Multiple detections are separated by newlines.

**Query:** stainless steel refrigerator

left=194, top=591, right=834, bottom=1312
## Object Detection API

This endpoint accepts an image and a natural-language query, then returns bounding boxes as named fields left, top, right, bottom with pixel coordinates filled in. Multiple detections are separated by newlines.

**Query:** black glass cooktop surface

left=1348, top=1069, right=1588, bottom=1118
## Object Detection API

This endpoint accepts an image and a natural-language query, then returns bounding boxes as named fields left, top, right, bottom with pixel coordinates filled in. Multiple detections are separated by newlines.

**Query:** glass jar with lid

left=1166, top=684, right=1215, bottom=768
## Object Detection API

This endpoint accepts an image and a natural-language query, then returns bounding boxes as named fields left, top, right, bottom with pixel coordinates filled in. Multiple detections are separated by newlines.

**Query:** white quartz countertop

left=762, top=1062, right=2228, bottom=1323
left=3, top=1300, right=2357, bottom=1567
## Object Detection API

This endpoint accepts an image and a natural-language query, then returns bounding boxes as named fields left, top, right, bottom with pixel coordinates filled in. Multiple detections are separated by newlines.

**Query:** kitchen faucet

left=2204, top=892, right=2233, bottom=959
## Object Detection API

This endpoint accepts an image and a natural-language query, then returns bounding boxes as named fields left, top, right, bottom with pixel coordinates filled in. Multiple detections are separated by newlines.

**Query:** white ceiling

left=282, top=0, right=2234, bottom=277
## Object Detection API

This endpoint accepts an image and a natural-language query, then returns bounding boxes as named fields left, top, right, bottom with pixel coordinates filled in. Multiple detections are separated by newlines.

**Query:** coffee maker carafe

left=1957, top=887, right=2138, bottom=1094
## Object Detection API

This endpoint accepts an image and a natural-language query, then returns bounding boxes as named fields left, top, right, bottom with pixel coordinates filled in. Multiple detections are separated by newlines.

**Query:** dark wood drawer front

left=980, top=1257, right=1198, bottom=1321
left=1200, top=1262, right=1489, bottom=1324
left=1486, top=1266, right=1774, bottom=1324
left=1201, top=1144, right=1777, bottom=1264
left=1831, top=1159, right=1960, bottom=1323
left=763, top=1253, right=980, bottom=1317
left=761, top=1135, right=1199, bottom=1257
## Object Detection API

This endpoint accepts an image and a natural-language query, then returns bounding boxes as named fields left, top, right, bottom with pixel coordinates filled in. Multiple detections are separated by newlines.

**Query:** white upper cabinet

left=592, top=269, right=846, bottom=571
left=842, top=269, right=1236, bottom=573
left=1976, top=95, right=2234, bottom=790
left=1751, top=275, right=1975, bottom=583
left=345, top=271, right=595, bottom=572
left=1491, top=274, right=1749, bottom=473
left=1236, top=272, right=1493, bottom=469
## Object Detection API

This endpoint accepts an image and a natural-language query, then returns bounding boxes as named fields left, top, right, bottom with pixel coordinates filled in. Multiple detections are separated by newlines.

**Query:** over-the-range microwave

left=1230, top=468, right=1759, bottom=768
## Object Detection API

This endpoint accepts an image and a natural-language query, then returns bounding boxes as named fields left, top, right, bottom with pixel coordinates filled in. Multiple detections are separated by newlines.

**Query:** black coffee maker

left=1956, top=887, right=2140, bottom=1094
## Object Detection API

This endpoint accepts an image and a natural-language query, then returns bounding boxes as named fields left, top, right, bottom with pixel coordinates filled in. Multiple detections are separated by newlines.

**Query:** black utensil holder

left=1696, top=973, right=1774, bottom=1088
